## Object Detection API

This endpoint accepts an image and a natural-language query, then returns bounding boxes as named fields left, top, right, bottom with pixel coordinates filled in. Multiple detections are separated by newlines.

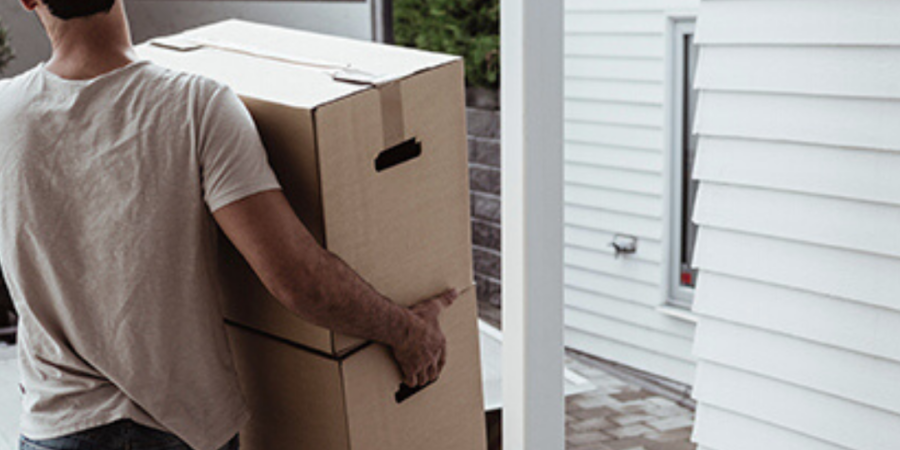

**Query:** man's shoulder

left=139, top=61, right=230, bottom=108
left=0, top=65, right=38, bottom=92
left=141, top=61, right=226, bottom=94
left=0, top=66, right=42, bottom=113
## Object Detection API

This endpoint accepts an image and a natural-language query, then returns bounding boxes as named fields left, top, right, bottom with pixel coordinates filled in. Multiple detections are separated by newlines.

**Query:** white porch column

left=501, top=0, right=565, bottom=449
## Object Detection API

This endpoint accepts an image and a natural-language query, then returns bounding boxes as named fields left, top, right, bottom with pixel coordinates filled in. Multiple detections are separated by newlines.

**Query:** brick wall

left=467, top=107, right=502, bottom=308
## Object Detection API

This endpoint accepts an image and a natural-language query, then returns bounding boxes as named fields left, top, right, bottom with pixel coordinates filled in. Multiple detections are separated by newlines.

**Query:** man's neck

left=41, top=6, right=136, bottom=81
left=45, top=46, right=137, bottom=81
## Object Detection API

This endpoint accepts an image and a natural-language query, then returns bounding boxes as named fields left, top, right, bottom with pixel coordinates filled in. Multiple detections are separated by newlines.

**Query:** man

left=0, top=1, right=457, bottom=449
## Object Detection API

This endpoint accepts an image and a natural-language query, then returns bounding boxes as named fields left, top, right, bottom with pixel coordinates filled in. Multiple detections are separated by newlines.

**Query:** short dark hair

left=42, top=0, right=116, bottom=20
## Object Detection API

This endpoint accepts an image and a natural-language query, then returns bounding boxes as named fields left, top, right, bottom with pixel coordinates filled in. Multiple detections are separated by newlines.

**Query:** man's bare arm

left=213, top=189, right=455, bottom=386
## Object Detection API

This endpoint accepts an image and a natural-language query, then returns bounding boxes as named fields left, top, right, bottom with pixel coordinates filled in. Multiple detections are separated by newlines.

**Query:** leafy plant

left=0, top=17, right=13, bottom=74
left=394, top=0, right=499, bottom=90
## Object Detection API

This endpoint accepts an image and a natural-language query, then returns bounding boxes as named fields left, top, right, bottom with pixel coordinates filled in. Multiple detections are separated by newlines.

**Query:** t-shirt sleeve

left=197, top=84, right=282, bottom=213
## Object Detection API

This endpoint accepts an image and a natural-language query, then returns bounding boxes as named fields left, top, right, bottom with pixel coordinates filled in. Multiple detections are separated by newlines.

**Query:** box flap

left=137, top=20, right=460, bottom=109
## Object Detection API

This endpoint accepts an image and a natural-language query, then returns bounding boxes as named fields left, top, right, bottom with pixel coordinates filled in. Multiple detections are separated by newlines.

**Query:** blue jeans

left=19, top=419, right=239, bottom=450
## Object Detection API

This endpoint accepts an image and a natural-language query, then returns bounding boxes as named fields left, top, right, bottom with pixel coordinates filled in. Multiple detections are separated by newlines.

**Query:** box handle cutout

left=395, top=381, right=435, bottom=404
left=375, top=139, right=421, bottom=172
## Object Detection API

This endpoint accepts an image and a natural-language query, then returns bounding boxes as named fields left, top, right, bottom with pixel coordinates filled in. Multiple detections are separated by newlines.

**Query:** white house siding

left=691, top=0, right=900, bottom=448
left=563, top=0, right=699, bottom=385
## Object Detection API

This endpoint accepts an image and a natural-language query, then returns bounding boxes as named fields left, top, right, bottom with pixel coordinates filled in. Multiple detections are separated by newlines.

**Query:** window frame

left=663, top=14, right=699, bottom=310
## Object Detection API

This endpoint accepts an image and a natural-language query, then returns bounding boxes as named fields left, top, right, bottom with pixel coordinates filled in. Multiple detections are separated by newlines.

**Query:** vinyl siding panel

left=566, top=12, right=665, bottom=34
left=695, top=92, right=900, bottom=152
left=691, top=1, right=900, bottom=448
left=567, top=80, right=664, bottom=106
left=566, top=57, right=663, bottom=82
left=567, top=185, right=662, bottom=220
left=695, top=0, right=900, bottom=46
left=566, top=100, right=664, bottom=128
left=694, top=183, right=900, bottom=259
left=694, top=273, right=900, bottom=363
left=695, top=46, right=900, bottom=100
left=694, top=363, right=900, bottom=450
left=694, top=405, right=852, bottom=450
left=693, top=137, right=900, bottom=208
left=567, top=163, right=662, bottom=195
left=566, top=142, right=663, bottom=172
left=563, top=0, right=699, bottom=385
left=694, top=319, right=900, bottom=415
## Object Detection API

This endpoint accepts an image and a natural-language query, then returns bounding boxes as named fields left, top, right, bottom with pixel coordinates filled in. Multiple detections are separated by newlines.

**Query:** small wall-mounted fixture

left=610, top=234, right=638, bottom=259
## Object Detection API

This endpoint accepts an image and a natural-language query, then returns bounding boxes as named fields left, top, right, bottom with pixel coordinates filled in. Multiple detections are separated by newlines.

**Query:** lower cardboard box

left=225, top=287, right=487, bottom=450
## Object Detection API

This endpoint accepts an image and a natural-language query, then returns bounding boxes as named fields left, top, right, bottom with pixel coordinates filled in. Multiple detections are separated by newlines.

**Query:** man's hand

left=215, top=191, right=461, bottom=382
left=391, top=289, right=459, bottom=387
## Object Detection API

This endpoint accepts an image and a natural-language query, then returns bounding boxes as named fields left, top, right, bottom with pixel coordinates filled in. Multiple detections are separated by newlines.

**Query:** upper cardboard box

left=140, top=19, right=459, bottom=109
left=136, top=21, right=474, bottom=356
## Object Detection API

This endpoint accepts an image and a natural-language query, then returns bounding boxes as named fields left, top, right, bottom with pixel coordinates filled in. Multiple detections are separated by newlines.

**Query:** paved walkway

left=479, top=301, right=696, bottom=450
left=565, top=352, right=696, bottom=450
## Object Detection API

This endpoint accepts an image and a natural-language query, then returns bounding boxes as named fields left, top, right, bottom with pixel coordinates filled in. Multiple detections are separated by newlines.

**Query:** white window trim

left=662, top=13, right=698, bottom=311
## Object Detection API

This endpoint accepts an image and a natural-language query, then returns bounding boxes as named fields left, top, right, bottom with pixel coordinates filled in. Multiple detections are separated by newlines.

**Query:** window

left=665, top=16, right=699, bottom=309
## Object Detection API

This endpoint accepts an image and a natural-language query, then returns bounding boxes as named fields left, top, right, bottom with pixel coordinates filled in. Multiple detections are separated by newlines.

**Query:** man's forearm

left=280, top=246, right=412, bottom=348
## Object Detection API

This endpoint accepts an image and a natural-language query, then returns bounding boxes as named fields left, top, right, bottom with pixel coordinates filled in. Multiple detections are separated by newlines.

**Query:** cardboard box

left=225, top=287, right=484, bottom=450
left=137, top=20, right=486, bottom=450
left=137, top=20, right=474, bottom=356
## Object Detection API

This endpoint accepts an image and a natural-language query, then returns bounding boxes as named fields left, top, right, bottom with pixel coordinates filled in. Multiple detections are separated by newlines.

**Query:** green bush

left=394, top=0, right=499, bottom=90
left=0, top=18, right=13, bottom=74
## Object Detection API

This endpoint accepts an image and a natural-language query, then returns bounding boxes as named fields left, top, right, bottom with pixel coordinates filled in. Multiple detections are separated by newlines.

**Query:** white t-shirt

left=0, top=60, right=282, bottom=450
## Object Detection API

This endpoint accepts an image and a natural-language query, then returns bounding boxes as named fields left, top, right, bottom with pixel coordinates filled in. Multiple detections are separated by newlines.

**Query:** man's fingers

left=417, top=369, right=430, bottom=387
left=426, top=363, right=439, bottom=383
left=438, top=347, right=447, bottom=373
left=403, top=370, right=417, bottom=388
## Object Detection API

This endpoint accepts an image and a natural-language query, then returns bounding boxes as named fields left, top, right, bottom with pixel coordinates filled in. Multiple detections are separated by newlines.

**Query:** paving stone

left=610, top=424, right=655, bottom=439
left=568, top=431, right=614, bottom=446
left=574, top=395, right=619, bottom=410
left=569, top=443, right=616, bottom=450
left=647, top=415, right=694, bottom=433
left=647, top=397, right=678, bottom=408
left=605, top=438, right=654, bottom=450
left=653, top=428, right=693, bottom=443
left=612, top=390, right=658, bottom=403
left=611, top=413, right=654, bottom=427
left=570, top=416, right=615, bottom=432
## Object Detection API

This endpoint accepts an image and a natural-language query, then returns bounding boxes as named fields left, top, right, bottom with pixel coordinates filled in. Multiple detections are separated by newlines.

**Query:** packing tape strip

left=150, top=35, right=395, bottom=86
left=379, top=81, right=406, bottom=150
left=151, top=34, right=408, bottom=147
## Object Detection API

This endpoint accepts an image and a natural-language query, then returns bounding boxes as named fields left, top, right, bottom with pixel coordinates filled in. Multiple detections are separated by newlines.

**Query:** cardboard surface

left=226, top=288, right=486, bottom=450
left=136, top=20, right=474, bottom=355
left=141, top=22, right=484, bottom=449
left=227, top=325, right=351, bottom=450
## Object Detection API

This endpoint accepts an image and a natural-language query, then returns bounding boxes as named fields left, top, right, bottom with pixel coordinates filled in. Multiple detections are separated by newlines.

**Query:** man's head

left=19, top=0, right=132, bottom=58
left=20, top=0, right=117, bottom=20
left=40, top=0, right=116, bottom=20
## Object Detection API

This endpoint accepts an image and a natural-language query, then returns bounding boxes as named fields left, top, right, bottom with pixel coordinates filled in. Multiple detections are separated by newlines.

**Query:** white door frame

left=501, top=0, right=565, bottom=449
